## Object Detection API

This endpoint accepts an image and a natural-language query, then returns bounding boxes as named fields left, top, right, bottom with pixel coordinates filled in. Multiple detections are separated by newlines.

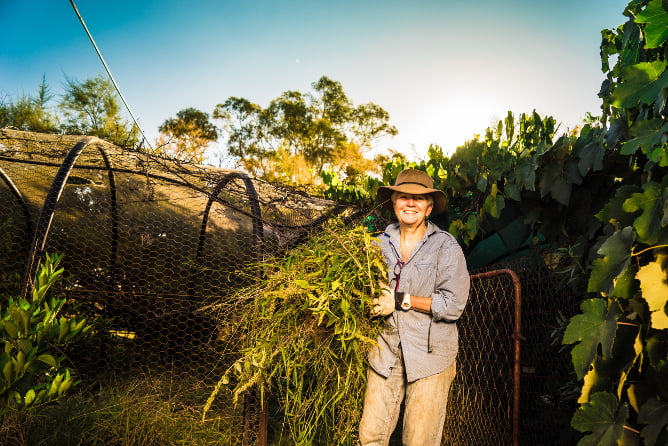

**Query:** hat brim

left=377, top=184, right=448, bottom=214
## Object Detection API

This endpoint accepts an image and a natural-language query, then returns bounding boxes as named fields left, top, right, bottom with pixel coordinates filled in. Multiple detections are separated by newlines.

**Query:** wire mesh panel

left=508, top=258, right=580, bottom=445
left=459, top=257, right=580, bottom=446
left=0, top=167, right=31, bottom=296
left=443, top=270, right=517, bottom=445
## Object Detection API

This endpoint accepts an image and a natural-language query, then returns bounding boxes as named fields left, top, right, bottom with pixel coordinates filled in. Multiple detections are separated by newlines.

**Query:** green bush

left=0, top=253, right=90, bottom=412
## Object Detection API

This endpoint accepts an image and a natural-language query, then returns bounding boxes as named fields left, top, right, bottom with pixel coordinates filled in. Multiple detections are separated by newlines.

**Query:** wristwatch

left=400, top=292, right=411, bottom=311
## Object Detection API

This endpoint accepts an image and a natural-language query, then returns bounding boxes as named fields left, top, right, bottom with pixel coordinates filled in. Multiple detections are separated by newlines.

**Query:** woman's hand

left=370, top=284, right=394, bottom=317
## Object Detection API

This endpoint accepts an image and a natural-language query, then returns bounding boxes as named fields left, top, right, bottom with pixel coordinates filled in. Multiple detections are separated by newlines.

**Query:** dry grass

left=0, top=371, right=238, bottom=446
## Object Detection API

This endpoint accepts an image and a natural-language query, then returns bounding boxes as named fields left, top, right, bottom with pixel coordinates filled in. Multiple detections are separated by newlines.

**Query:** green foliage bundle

left=0, top=253, right=90, bottom=412
left=204, top=221, right=386, bottom=445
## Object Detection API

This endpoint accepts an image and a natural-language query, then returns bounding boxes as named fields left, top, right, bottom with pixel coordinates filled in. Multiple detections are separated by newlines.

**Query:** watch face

left=401, top=294, right=411, bottom=310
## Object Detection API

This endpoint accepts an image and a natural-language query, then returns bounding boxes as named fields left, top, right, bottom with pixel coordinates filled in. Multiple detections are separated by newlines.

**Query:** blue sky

left=1, top=0, right=629, bottom=164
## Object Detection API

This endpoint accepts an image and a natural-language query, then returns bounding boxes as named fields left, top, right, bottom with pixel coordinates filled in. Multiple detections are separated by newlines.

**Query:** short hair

left=390, top=191, right=434, bottom=206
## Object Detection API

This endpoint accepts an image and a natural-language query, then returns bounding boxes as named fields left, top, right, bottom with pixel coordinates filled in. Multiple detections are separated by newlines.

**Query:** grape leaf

left=483, top=193, right=505, bottom=219
left=618, top=19, right=643, bottom=75
left=601, top=28, right=618, bottom=73
left=571, top=392, right=628, bottom=446
left=539, top=162, right=574, bottom=205
left=606, top=119, right=624, bottom=149
left=563, top=298, right=621, bottom=380
left=617, top=331, right=643, bottom=403
left=596, top=185, right=643, bottom=228
left=612, top=263, right=639, bottom=300
left=575, top=132, right=606, bottom=176
left=515, top=156, right=537, bottom=191
left=636, top=261, right=668, bottom=330
left=579, top=357, right=613, bottom=404
left=638, top=398, right=668, bottom=446
left=588, top=227, right=635, bottom=296
left=504, top=182, right=521, bottom=201
left=646, top=332, right=668, bottom=367
left=635, top=0, right=668, bottom=48
left=623, top=182, right=666, bottom=245
left=621, top=119, right=668, bottom=162
left=610, top=60, right=668, bottom=108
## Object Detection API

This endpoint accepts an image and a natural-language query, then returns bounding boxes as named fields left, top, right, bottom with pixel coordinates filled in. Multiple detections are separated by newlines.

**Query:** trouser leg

left=402, top=359, right=456, bottom=446
left=358, top=361, right=405, bottom=446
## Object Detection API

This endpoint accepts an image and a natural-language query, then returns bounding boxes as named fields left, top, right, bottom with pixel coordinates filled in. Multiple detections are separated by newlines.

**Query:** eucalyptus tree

left=157, top=107, right=219, bottom=164
left=59, top=73, right=138, bottom=147
left=213, top=76, right=397, bottom=185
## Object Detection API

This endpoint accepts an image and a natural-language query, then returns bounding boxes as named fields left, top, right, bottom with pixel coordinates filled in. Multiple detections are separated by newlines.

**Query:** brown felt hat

left=376, top=169, right=448, bottom=214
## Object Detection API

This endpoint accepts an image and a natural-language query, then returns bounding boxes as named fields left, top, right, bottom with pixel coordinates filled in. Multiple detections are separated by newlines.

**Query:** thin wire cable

left=69, top=0, right=154, bottom=149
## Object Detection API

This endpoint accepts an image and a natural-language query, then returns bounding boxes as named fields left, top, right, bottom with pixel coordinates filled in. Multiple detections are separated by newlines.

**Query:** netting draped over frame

left=0, top=129, right=349, bottom=361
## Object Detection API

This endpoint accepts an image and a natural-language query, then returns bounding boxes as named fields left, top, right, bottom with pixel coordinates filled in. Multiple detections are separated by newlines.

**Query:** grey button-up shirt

left=368, top=221, right=470, bottom=382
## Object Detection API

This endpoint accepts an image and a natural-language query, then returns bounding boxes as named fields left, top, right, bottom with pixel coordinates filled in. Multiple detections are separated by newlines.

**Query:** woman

left=359, top=168, right=470, bottom=446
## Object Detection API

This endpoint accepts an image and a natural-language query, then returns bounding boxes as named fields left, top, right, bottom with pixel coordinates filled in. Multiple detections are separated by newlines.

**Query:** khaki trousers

left=358, top=351, right=456, bottom=446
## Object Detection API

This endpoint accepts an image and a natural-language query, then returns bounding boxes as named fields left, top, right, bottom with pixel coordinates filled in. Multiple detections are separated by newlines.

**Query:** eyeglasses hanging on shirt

left=393, top=259, right=404, bottom=291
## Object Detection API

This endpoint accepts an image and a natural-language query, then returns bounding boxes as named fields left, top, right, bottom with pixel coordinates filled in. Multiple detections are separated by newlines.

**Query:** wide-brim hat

left=376, top=168, right=448, bottom=214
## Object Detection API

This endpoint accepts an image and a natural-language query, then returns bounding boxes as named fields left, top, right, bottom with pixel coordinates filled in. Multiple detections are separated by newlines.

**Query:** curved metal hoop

left=0, top=165, right=34, bottom=242
left=187, top=172, right=264, bottom=299
left=20, top=137, right=119, bottom=299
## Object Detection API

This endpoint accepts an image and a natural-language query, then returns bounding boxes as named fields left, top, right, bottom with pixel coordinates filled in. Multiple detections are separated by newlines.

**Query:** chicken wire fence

left=0, top=129, right=579, bottom=445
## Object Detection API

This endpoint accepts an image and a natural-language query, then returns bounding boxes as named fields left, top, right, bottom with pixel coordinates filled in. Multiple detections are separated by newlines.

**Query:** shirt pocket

left=407, top=261, right=437, bottom=294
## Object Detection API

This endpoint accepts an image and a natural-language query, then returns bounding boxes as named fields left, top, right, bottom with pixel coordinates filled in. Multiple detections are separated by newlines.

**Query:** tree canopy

left=0, top=75, right=59, bottom=134
left=59, top=73, right=139, bottom=147
left=213, top=76, right=398, bottom=186
left=1, top=73, right=140, bottom=147
left=156, top=107, right=218, bottom=164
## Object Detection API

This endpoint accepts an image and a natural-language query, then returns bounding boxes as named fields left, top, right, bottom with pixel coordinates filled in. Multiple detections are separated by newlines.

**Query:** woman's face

left=393, top=193, right=433, bottom=227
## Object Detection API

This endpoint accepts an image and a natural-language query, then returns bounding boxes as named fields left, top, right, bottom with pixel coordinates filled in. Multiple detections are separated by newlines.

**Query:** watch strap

left=394, top=291, right=404, bottom=310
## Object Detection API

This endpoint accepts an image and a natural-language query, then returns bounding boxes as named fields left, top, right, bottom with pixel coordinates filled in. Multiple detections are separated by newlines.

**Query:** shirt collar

left=385, top=220, right=439, bottom=238
left=384, top=221, right=441, bottom=256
